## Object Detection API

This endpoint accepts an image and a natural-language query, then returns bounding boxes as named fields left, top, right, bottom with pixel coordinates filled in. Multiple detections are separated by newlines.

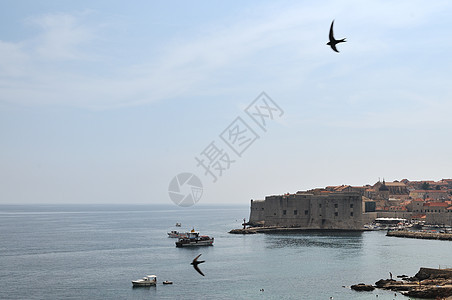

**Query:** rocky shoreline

left=387, top=230, right=452, bottom=240
left=352, top=267, right=452, bottom=299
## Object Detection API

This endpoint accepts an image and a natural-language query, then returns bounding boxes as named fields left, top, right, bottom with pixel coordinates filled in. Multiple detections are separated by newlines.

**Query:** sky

left=1, top=0, right=452, bottom=205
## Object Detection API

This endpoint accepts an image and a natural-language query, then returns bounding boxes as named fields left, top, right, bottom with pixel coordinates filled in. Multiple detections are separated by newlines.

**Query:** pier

left=387, top=230, right=452, bottom=241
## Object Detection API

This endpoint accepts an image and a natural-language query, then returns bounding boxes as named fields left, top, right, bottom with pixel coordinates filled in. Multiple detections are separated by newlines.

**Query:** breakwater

left=387, top=230, right=452, bottom=240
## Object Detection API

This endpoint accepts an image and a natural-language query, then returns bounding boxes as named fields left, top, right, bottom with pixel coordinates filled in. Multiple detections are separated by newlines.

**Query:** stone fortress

left=248, top=179, right=452, bottom=229
left=250, top=192, right=363, bottom=229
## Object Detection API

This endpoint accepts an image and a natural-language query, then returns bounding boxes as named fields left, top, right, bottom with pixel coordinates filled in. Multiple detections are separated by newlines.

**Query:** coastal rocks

left=353, top=268, right=452, bottom=299
left=414, top=267, right=452, bottom=280
left=350, top=283, right=375, bottom=291
left=374, top=279, right=414, bottom=292
left=405, top=287, right=452, bottom=299
left=375, top=279, right=396, bottom=288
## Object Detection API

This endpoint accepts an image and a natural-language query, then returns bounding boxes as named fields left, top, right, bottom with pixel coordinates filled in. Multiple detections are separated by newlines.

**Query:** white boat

left=175, top=229, right=214, bottom=247
left=167, top=230, right=187, bottom=238
left=132, top=275, right=157, bottom=287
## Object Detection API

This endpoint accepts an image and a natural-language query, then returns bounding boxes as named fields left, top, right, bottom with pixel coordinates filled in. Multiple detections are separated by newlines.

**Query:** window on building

left=319, top=204, right=322, bottom=208
left=294, top=210, right=298, bottom=215
left=283, top=210, right=286, bottom=215
left=334, top=212, right=338, bottom=217
left=350, top=212, right=354, bottom=216
left=334, top=204, right=338, bottom=208
left=350, top=204, right=354, bottom=208
left=304, top=210, right=308, bottom=215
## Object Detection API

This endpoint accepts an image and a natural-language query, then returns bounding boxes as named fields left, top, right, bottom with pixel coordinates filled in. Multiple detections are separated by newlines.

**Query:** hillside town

left=308, top=178, right=452, bottom=226
left=241, top=178, right=452, bottom=233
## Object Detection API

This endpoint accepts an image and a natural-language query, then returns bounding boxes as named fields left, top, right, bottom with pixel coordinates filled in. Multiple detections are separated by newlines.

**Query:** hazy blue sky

left=1, top=1, right=451, bottom=205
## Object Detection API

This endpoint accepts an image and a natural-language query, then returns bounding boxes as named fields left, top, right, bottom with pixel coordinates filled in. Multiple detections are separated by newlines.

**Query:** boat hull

left=175, top=238, right=214, bottom=247
left=132, top=282, right=156, bottom=287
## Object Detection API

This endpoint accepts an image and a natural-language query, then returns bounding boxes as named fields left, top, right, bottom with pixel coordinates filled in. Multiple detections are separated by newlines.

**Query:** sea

left=0, top=204, right=450, bottom=300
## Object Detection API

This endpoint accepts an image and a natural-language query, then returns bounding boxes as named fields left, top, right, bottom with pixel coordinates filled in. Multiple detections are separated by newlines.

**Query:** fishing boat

left=175, top=229, right=214, bottom=247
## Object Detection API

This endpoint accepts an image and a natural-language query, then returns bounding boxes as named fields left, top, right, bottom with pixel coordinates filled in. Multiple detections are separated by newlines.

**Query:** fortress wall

left=249, top=192, right=365, bottom=229
left=249, top=200, right=265, bottom=224
left=307, top=193, right=364, bottom=229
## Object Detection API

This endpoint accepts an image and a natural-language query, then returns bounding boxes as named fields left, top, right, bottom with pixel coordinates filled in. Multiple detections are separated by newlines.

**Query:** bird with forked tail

left=327, top=20, right=346, bottom=53
left=191, top=254, right=205, bottom=276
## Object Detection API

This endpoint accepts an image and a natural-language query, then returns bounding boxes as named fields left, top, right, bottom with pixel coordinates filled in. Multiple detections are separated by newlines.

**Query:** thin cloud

left=1, top=2, right=452, bottom=109
left=25, top=12, right=96, bottom=61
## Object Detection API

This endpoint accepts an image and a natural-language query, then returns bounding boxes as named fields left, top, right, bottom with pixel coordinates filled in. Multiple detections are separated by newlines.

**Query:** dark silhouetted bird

left=191, top=254, right=205, bottom=276
left=327, top=20, right=346, bottom=52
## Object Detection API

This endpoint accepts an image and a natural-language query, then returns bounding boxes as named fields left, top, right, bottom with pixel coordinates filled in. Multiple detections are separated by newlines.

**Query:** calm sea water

left=0, top=204, right=450, bottom=300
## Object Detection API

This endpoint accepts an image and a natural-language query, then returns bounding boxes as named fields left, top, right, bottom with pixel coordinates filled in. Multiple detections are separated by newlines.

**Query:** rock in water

left=351, top=283, right=375, bottom=291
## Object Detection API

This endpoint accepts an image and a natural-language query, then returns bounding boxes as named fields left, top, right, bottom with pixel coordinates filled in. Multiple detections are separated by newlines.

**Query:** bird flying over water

left=327, top=20, right=346, bottom=53
left=191, top=254, right=205, bottom=276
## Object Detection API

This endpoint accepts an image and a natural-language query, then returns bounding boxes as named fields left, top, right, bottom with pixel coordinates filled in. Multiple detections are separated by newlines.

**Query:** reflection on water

left=264, top=231, right=364, bottom=249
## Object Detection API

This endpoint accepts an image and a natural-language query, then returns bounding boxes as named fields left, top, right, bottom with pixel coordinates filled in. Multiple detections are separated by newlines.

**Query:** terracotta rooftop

left=423, top=202, right=449, bottom=207
left=412, top=214, right=426, bottom=219
left=385, top=182, right=407, bottom=187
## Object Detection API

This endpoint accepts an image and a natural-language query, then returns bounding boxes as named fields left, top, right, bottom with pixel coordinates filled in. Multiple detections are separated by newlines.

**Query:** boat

left=167, top=230, right=187, bottom=238
left=175, top=223, right=181, bottom=227
left=175, top=229, right=214, bottom=247
left=132, top=275, right=157, bottom=287
left=163, top=280, right=173, bottom=285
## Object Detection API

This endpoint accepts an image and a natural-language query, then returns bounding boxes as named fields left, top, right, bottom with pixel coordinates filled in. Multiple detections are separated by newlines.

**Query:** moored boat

left=167, top=230, right=187, bottom=238
left=175, top=229, right=214, bottom=247
left=132, top=275, right=157, bottom=287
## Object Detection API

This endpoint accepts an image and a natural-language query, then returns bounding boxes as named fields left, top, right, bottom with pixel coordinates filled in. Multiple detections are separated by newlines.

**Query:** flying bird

left=191, top=254, right=205, bottom=276
left=327, top=20, right=346, bottom=53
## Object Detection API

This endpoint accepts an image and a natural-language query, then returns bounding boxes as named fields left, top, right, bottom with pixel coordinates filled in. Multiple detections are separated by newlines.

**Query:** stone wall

left=249, top=192, right=364, bottom=230
left=249, top=200, right=265, bottom=224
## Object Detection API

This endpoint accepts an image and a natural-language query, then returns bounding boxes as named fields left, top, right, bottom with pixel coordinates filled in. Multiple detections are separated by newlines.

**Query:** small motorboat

left=132, top=275, right=157, bottom=287
left=167, top=230, right=187, bottom=238
left=163, top=280, right=173, bottom=285
left=175, top=223, right=181, bottom=227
